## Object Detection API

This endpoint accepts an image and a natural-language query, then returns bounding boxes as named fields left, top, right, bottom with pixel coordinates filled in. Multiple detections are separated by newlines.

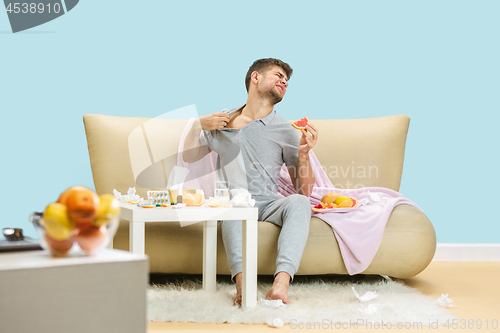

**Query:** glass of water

left=214, top=181, right=230, bottom=202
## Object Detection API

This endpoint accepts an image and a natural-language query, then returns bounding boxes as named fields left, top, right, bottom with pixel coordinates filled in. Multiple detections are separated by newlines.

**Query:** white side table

left=119, top=203, right=259, bottom=309
left=0, top=249, right=148, bottom=333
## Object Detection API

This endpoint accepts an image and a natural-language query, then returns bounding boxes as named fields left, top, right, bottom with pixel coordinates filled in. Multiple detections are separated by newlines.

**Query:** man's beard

left=264, top=88, right=283, bottom=105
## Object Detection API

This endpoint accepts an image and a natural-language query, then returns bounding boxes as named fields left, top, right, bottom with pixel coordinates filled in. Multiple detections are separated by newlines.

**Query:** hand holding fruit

left=292, top=117, right=318, bottom=154
left=41, top=186, right=120, bottom=256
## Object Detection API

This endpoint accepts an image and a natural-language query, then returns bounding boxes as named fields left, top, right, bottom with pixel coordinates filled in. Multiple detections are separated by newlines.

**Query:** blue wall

left=1, top=1, right=498, bottom=242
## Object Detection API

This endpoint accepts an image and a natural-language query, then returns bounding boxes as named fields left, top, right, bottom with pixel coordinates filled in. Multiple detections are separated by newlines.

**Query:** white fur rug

left=147, top=275, right=455, bottom=326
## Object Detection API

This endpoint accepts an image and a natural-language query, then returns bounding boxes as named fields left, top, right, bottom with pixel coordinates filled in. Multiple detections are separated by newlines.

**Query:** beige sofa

left=83, top=114, right=436, bottom=279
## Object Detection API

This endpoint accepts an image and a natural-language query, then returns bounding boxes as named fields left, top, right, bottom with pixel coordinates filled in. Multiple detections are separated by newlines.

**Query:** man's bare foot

left=265, top=272, right=291, bottom=304
left=233, top=273, right=242, bottom=306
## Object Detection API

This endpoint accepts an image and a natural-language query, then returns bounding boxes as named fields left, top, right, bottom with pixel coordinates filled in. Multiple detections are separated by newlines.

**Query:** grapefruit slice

left=292, top=117, right=309, bottom=130
left=311, top=203, right=324, bottom=211
left=351, top=197, right=358, bottom=208
left=336, top=197, right=358, bottom=208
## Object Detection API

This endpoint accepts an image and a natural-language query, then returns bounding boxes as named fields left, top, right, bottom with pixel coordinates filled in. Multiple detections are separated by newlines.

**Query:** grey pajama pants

left=221, top=194, right=311, bottom=282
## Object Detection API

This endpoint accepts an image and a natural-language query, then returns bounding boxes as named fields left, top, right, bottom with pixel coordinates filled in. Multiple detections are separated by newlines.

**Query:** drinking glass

left=214, top=181, right=230, bottom=202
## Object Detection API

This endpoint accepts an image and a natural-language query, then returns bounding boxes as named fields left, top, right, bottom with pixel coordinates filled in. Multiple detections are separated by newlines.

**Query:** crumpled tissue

left=230, top=188, right=255, bottom=207
left=114, top=187, right=142, bottom=203
left=367, top=191, right=381, bottom=203
left=172, top=203, right=186, bottom=209
left=436, top=294, right=455, bottom=308
left=359, top=303, right=378, bottom=314
left=260, top=298, right=287, bottom=308
left=267, top=318, right=284, bottom=328
left=352, top=287, right=379, bottom=302
left=358, top=191, right=382, bottom=207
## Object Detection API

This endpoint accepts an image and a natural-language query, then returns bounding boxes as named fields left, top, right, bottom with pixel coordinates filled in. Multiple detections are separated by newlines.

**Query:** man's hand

left=199, top=112, right=230, bottom=131
left=298, top=123, right=318, bottom=155
left=288, top=123, right=318, bottom=197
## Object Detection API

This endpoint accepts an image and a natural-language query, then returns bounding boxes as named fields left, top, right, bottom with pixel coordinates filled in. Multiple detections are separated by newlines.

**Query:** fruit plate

left=311, top=207, right=359, bottom=213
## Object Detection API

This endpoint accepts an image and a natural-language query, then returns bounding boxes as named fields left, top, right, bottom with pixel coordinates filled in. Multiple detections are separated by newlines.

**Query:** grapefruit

left=321, top=192, right=340, bottom=205
left=76, top=225, right=108, bottom=253
left=183, top=193, right=205, bottom=206
left=45, top=233, right=74, bottom=256
left=337, top=197, right=358, bottom=208
left=292, top=117, right=309, bottom=130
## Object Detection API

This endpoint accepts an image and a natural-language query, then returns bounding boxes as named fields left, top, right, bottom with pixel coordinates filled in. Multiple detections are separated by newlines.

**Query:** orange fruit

left=321, top=192, right=340, bottom=205
left=65, top=187, right=100, bottom=228
left=291, top=117, right=309, bottom=130
left=57, top=186, right=91, bottom=205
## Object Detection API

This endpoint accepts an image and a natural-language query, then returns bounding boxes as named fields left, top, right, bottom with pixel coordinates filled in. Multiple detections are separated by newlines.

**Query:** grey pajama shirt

left=201, top=107, right=311, bottom=281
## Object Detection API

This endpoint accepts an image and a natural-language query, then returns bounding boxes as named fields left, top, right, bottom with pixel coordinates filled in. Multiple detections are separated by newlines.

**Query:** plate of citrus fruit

left=312, top=192, right=358, bottom=213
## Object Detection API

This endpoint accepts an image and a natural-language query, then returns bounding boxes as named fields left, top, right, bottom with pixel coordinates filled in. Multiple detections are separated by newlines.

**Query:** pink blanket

left=277, top=151, right=422, bottom=275
left=178, top=119, right=422, bottom=275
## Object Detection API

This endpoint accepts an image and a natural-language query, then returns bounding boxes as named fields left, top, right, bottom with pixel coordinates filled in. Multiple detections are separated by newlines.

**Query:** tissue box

left=168, top=189, right=198, bottom=204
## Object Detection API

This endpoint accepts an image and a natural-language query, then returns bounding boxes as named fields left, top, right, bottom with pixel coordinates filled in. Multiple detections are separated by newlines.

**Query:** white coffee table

left=119, top=203, right=259, bottom=309
left=0, top=249, right=148, bottom=333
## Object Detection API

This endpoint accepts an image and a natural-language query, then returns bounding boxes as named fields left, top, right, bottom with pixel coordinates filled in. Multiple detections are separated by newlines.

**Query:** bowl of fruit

left=29, top=186, right=121, bottom=257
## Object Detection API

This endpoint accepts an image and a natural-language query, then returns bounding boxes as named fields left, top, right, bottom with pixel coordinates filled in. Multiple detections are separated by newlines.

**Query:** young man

left=183, top=58, right=318, bottom=304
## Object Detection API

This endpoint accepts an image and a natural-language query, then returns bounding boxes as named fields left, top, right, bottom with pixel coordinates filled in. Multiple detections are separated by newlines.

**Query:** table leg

left=129, top=221, right=145, bottom=255
left=242, top=219, right=258, bottom=309
left=203, top=220, right=217, bottom=292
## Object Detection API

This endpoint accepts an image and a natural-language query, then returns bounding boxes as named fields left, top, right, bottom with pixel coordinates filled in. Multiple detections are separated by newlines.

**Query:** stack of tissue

left=230, top=189, right=255, bottom=207
left=114, top=187, right=143, bottom=204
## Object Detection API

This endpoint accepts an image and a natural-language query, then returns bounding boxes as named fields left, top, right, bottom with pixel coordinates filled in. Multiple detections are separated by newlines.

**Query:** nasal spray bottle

left=177, top=183, right=183, bottom=204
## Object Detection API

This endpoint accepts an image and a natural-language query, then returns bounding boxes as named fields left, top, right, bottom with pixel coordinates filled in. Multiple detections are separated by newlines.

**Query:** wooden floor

left=148, top=262, right=500, bottom=332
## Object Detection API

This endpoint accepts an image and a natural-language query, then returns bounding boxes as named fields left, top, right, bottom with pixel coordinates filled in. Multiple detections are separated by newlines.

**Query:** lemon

left=337, top=198, right=353, bottom=208
left=334, top=196, right=350, bottom=205
left=43, top=203, right=74, bottom=240
left=94, top=194, right=121, bottom=226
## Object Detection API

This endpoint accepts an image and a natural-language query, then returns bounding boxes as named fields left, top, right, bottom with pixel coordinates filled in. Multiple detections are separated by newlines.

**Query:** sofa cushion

left=296, top=115, right=410, bottom=191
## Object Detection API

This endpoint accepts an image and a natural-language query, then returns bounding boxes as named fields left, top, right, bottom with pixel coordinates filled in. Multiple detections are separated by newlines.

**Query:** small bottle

left=176, top=185, right=183, bottom=204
